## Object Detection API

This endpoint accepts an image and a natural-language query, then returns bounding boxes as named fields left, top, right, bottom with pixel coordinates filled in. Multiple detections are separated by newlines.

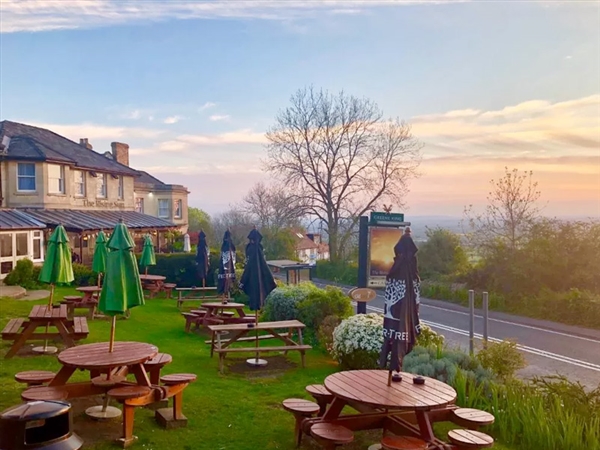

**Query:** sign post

left=356, top=216, right=369, bottom=314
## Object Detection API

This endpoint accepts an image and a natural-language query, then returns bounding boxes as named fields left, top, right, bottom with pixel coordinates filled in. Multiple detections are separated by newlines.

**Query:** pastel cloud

left=199, top=102, right=216, bottom=111
left=209, top=114, right=230, bottom=122
left=163, top=115, right=184, bottom=124
left=2, top=0, right=471, bottom=33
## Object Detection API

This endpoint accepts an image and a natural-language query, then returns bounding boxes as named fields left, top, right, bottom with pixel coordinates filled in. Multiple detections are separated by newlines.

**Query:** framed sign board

left=367, top=226, right=403, bottom=287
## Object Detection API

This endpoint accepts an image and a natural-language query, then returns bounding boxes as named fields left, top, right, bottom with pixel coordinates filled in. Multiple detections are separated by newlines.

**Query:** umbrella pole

left=109, top=316, right=116, bottom=353
left=388, top=370, right=392, bottom=386
left=43, top=284, right=55, bottom=352
left=145, top=267, right=148, bottom=275
left=254, top=312, right=259, bottom=363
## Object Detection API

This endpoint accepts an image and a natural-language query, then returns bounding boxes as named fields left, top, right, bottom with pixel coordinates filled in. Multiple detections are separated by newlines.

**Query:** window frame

left=158, top=199, right=170, bottom=219
left=118, top=176, right=124, bottom=200
left=96, top=173, right=107, bottom=198
left=47, top=164, right=65, bottom=194
left=174, top=199, right=182, bottom=219
left=74, top=170, right=86, bottom=197
left=16, top=163, right=36, bottom=192
left=135, top=197, right=144, bottom=213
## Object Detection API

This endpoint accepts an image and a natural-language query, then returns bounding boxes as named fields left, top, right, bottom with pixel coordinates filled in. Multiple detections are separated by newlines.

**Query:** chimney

left=111, top=142, right=129, bottom=166
left=79, top=138, right=93, bottom=150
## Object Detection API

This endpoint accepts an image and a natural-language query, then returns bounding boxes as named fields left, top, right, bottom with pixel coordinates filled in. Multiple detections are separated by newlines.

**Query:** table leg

left=322, top=397, right=346, bottom=420
left=4, top=322, right=38, bottom=359
left=149, top=368, right=160, bottom=385
left=55, top=320, right=76, bottom=347
left=415, top=410, right=435, bottom=442
left=202, top=309, right=215, bottom=327
left=130, top=363, right=152, bottom=387
left=49, top=366, right=77, bottom=386
left=121, top=404, right=136, bottom=447
left=173, top=391, right=183, bottom=420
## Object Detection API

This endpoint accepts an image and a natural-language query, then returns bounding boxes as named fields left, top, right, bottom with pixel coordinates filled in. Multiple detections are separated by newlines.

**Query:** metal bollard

left=483, top=292, right=489, bottom=348
left=469, top=289, right=475, bottom=355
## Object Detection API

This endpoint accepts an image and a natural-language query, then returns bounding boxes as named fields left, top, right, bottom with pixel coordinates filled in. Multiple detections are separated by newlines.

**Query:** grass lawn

left=0, top=287, right=514, bottom=450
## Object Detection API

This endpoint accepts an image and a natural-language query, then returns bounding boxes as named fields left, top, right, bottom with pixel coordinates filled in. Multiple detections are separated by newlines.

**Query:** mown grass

left=0, top=287, right=514, bottom=450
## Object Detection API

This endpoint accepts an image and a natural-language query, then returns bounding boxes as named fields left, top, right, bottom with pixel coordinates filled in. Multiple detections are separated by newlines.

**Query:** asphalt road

left=310, top=278, right=600, bottom=388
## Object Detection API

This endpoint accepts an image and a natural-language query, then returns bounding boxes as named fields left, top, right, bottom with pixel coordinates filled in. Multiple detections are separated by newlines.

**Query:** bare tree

left=463, top=167, right=543, bottom=254
left=212, top=207, right=254, bottom=250
left=265, top=86, right=422, bottom=262
left=239, top=182, right=308, bottom=230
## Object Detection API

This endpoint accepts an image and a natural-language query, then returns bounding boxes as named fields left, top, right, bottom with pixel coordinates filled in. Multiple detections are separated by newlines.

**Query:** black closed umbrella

left=196, top=230, right=210, bottom=287
left=379, top=227, right=422, bottom=385
left=217, top=229, right=236, bottom=299
left=239, top=227, right=277, bottom=366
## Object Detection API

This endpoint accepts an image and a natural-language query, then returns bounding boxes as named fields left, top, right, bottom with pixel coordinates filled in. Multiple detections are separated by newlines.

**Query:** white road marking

left=351, top=302, right=600, bottom=373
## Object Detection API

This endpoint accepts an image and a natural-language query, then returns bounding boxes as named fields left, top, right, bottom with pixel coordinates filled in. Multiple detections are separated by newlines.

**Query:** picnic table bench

left=2, top=305, right=89, bottom=359
left=175, top=286, right=219, bottom=308
left=208, top=320, right=312, bottom=373
left=61, top=297, right=98, bottom=319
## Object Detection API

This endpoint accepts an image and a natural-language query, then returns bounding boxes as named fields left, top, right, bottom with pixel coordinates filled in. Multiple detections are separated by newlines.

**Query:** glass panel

left=97, top=175, right=106, bottom=197
left=135, top=198, right=144, bottom=213
left=34, top=231, right=41, bottom=238
left=48, top=165, right=64, bottom=194
left=18, top=163, right=35, bottom=176
left=18, top=177, right=36, bottom=191
left=1, top=261, right=13, bottom=275
left=33, top=239, right=41, bottom=260
left=158, top=199, right=169, bottom=218
left=118, top=176, right=124, bottom=199
left=0, top=234, right=13, bottom=257
left=74, top=170, right=85, bottom=196
left=16, top=233, right=28, bottom=256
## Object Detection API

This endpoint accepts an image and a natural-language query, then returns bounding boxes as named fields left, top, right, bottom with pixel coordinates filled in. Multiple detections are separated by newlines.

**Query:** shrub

left=261, top=283, right=319, bottom=322
left=531, top=375, right=600, bottom=419
left=144, top=253, right=214, bottom=287
left=331, top=313, right=384, bottom=369
left=297, top=286, right=353, bottom=332
left=404, top=346, right=493, bottom=385
left=72, top=263, right=96, bottom=287
left=4, top=258, right=39, bottom=290
left=314, top=261, right=358, bottom=285
left=416, top=324, right=445, bottom=348
left=317, top=315, right=341, bottom=353
left=476, top=340, right=525, bottom=382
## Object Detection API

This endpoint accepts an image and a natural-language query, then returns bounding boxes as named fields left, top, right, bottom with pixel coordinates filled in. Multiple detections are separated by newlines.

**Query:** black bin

left=0, top=401, right=83, bottom=450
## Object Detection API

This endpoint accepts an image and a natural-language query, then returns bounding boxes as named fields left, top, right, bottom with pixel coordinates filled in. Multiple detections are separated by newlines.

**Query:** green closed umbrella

left=139, top=234, right=156, bottom=275
left=92, top=230, right=108, bottom=286
left=37, top=225, right=74, bottom=353
left=39, top=225, right=75, bottom=306
left=99, top=220, right=145, bottom=352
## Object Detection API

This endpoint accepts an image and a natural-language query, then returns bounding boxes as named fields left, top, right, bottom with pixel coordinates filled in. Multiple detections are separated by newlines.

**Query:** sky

left=1, top=0, right=599, bottom=218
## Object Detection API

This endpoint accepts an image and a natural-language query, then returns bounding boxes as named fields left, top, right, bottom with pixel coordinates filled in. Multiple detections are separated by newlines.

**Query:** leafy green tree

left=418, top=227, right=469, bottom=279
left=187, top=207, right=213, bottom=237
left=262, top=227, right=298, bottom=260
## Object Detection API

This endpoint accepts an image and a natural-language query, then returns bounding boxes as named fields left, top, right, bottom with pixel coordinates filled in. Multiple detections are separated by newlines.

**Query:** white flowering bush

left=331, top=314, right=445, bottom=369
left=331, top=313, right=384, bottom=369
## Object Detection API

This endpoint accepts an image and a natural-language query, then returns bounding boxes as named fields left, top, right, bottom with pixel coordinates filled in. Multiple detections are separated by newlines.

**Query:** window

left=97, top=173, right=107, bottom=198
left=118, top=176, right=124, bottom=199
left=135, top=197, right=144, bottom=213
left=174, top=199, right=182, bottom=218
left=17, top=163, right=36, bottom=191
left=0, top=234, right=12, bottom=258
left=74, top=170, right=85, bottom=196
left=15, top=233, right=28, bottom=256
left=33, top=231, right=43, bottom=260
left=47, top=164, right=65, bottom=194
left=158, top=199, right=170, bottom=218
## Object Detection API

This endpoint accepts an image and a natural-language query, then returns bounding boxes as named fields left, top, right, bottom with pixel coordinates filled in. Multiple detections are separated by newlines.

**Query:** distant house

left=0, top=120, right=190, bottom=278
left=294, top=232, right=329, bottom=265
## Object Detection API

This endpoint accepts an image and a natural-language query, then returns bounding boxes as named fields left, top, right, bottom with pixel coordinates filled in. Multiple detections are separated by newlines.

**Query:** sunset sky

left=2, top=1, right=599, bottom=218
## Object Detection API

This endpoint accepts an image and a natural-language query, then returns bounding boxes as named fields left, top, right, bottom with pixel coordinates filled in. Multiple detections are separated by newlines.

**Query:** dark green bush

left=142, top=253, right=215, bottom=287
left=297, top=286, right=353, bottom=332
left=72, top=263, right=96, bottom=287
left=314, top=261, right=358, bottom=285
left=4, top=259, right=40, bottom=290
left=262, top=283, right=319, bottom=322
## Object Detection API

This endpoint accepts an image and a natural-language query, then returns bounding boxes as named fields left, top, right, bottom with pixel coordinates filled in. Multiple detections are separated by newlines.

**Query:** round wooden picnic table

left=58, top=341, right=158, bottom=371
left=324, top=370, right=456, bottom=411
left=76, top=286, right=102, bottom=302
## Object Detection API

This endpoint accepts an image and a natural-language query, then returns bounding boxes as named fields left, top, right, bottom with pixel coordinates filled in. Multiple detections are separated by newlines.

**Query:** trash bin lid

left=1, top=401, right=70, bottom=421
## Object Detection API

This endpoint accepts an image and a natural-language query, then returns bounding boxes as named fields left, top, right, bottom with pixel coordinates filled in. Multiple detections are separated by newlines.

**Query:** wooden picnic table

left=49, top=341, right=158, bottom=387
left=76, top=286, right=102, bottom=302
left=2, top=305, right=89, bottom=359
left=139, top=275, right=166, bottom=282
left=208, top=320, right=312, bottom=373
left=175, top=286, right=219, bottom=308
left=201, top=302, right=250, bottom=327
left=310, top=370, right=458, bottom=446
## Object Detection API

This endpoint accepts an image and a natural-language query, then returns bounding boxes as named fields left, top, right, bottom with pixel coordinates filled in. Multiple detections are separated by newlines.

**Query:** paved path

left=310, top=278, right=600, bottom=388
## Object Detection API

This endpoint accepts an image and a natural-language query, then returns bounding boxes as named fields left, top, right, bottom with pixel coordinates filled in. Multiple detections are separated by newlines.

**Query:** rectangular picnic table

left=175, top=286, right=220, bottom=308
left=2, top=305, right=88, bottom=359
left=208, top=320, right=312, bottom=373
